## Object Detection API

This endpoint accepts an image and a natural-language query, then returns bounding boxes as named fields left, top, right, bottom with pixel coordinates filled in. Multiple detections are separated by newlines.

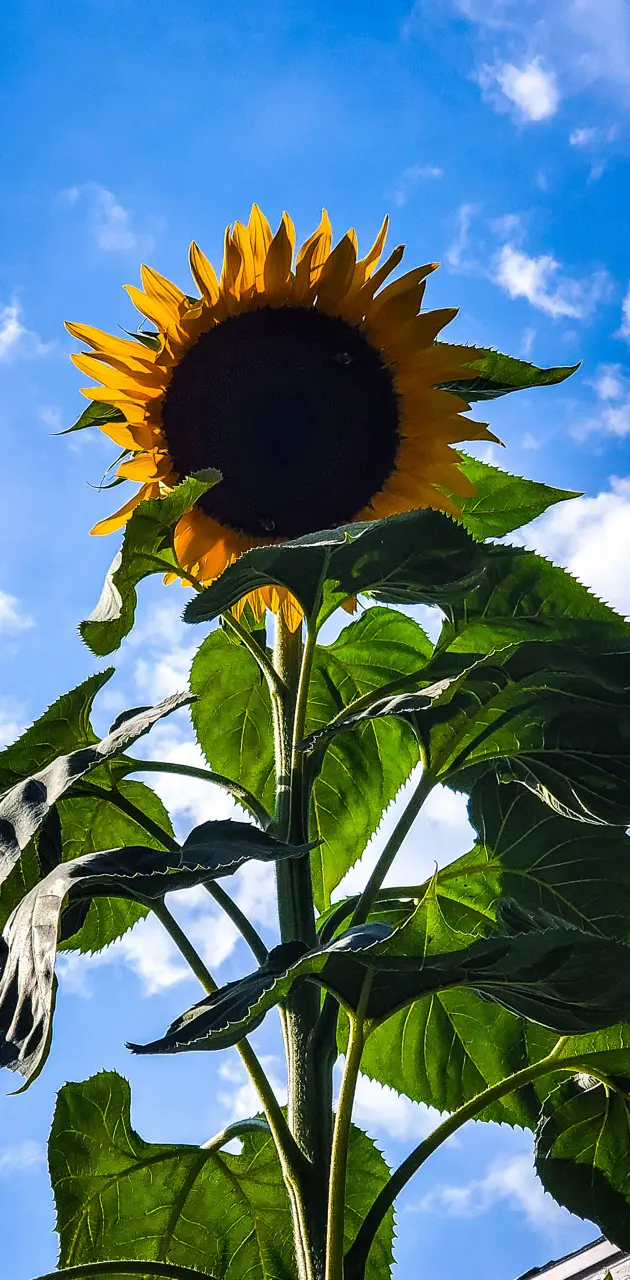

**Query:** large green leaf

left=50, top=1071, right=393, bottom=1280
left=0, top=690, right=191, bottom=887
left=0, top=820, right=305, bottom=1086
left=536, top=1078, right=630, bottom=1249
left=463, top=773, right=630, bottom=938
left=440, top=544, right=629, bottom=655
left=0, top=670, right=112, bottom=793
left=450, top=455, right=579, bottom=541
left=80, top=475, right=219, bottom=656
left=190, top=630, right=275, bottom=815
left=55, top=778, right=176, bottom=953
left=437, top=346, right=579, bottom=402
left=308, top=608, right=430, bottom=908
left=130, top=916, right=630, bottom=1058
left=304, top=641, right=630, bottom=826
left=184, top=509, right=484, bottom=627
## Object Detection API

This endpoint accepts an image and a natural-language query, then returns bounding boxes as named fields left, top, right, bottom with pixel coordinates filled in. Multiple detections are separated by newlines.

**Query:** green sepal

left=437, top=346, right=579, bottom=402
left=80, top=475, right=220, bottom=656
left=56, top=400, right=127, bottom=435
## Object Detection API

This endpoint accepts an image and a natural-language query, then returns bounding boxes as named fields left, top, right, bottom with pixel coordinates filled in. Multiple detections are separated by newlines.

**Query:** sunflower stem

left=273, top=612, right=327, bottom=1280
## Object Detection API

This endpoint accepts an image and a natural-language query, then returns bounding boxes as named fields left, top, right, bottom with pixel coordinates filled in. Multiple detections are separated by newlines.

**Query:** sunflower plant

left=4, top=208, right=630, bottom=1280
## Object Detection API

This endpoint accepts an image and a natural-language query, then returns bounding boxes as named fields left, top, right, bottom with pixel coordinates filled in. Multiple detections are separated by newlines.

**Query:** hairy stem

left=344, top=1037, right=571, bottom=1280
left=351, top=762, right=436, bottom=927
left=222, top=611, right=288, bottom=704
left=325, top=975, right=374, bottom=1280
left=127, top=758, right=273, bottom=830
left=33, top=1265, right=213, bottom=1280
left=202, top=1116, right=271, bottom=1153
left=150, top=899, right=303, bottom=1183
left=203, top=882, right=269, bottom=964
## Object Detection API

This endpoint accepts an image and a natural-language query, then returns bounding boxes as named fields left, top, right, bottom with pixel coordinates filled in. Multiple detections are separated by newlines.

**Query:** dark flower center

left=161, top=304, right=400, bottom=538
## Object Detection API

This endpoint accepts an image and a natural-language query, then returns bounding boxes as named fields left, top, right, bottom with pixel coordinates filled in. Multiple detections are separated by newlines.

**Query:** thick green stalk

left=344, top=1037, right=571, bottom=1280
left=272, top=614, right=327, bottom=1280
left=325, top=975, right=374, bottom=1280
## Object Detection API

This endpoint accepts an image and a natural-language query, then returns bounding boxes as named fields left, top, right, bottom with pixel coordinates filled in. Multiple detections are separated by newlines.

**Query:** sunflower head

left=66, top=206, right=498, bottom=629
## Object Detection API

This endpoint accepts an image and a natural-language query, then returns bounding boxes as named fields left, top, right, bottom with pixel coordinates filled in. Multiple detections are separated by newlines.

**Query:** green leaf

left=0, top=820, right=306, bottom=1085
left=51, top=1070, right=296, bottom=1279
left=437, top=346, right=579, bottom=402
left=80, top=476, right=220, bottom=656
left=305, top=641, right=630, bottom=826
left=440, top=544, right=629, bottom=655
left=184, top=509, right=484, bottom=627
left=55, top=779, right=176, bottom=954
left=464, top=773, right=630, bottom=938
left=0, top=690, right=191, bottom=888
left=50, top=1071, right=393, bottom=1280
left=56, top=400, right=126, bottom=435
left=308, top=608, right=430, bottom=908
left=536, top=1078, right=630, bottom=1249
left=0, top=670, right=112, bottom=793
left=191, top=630, right=275, bottom=816
left=448, top=454, right=579, bottom=540
left=130, top=918, right=630, bottom=1058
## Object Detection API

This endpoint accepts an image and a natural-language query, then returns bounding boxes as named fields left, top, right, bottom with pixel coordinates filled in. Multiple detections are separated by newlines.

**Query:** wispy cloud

left=571, top=363, right=630, bottom=441
left=493, top=244, right=611, bottom=319
left=391, top=164, right=444, bottom=207
left=616, top=283, right=630, bottom=341
left=61, top=182, right=145, bottom=252
left=479, top=57, right=559, bottom=122
left=519, top=475, right=630, bottom=616
left=0, top=589, right=34, bottom=635
left=446, top=203, right=477, bottom=268
left=0, top=300, right=50, bottom=361
left=0, top=1141, right=45, bottom=1175
left=413, top=1153, right=573, bottom=1236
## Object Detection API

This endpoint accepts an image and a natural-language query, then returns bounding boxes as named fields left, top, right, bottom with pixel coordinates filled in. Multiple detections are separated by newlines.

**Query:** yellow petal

left=125, top=285, right=187, bottom=345
left=117, top=450, right=170, bottom=481
left=189, top=242, right=220, bottom=305
left=91, top=483, right=159, bottom=535
left=342, top=245, right=405, bottom=323
left=64, top=321, right=158, bottom=366
left=220, top=226, right=242, bottom=296
left=263, top=214, right=294, bottom=303
left=232, top=221, right=256, bottom=295
left=316, top=232, right=357, bottom=311
left=100, top=420, right=161, bottom=451
left=248, top=205, right=273, bottom=290
left=140, top=264, right=188, bottom=309
left=369, top=264, right=439, bottom=319
left=70, top=352, right=163, bottom=392
left=296, top=210, right=332, bottom=271
left=355, top=216, right=389, bottom=285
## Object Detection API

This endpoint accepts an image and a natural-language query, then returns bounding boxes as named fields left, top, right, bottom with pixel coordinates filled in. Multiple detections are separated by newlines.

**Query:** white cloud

left=521, top=477, right=630, bottom=616
left=348, top=1072, right=440, bottom=1142
left=0, top=696, right=26, bottom=749
left=480, top=58, right=559, bottom=122
left=0, top=589, right=34, bottom=635
left=570, top=125, right=599, bottom=146
left=616, top=283, right=630, bottom=341
left=589, top=361, right=626, bottom=401
left=447, top=203, right=477, bottom=268
left=0, top=300, right=50, bottom=361
left=337, top=778, right=473, bottom=899
left=494, top=244, right=611, bottom=319
left=218, top=1056, right=286, bottom=1124
left=0, top=1141, right=45, bottom=1175
left=414, top=1153, right=573, bottom=1235
left=574, top=364, right=630, bottom=439
left=62, top=182, right=142, bottom=252
left=39, top=406, right=62, bottom=431
left=392, top=164, right=444, bottom=206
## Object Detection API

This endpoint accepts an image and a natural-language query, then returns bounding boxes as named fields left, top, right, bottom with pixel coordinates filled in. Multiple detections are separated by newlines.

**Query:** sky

left=1, top=1, right=630, bottom=1277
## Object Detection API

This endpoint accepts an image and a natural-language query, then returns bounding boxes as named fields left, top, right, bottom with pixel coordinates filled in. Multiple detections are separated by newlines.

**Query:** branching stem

left=127, top=758, right=273, bottom=830
left=325, top=974, right=374, bottom=1280
left=351, top=762, right=436, bottom=927
left=222, top=611, right=288, bottom=704
left=344, top=1036, right=571, bottom=1280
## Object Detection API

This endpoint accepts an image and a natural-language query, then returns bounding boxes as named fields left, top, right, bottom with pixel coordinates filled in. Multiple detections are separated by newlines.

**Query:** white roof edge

left=521, top=1240, right=622, bottom=1280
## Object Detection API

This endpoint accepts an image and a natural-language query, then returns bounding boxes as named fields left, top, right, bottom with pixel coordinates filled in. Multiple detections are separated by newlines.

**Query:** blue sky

left=1, top=1, right=630, bottom=1277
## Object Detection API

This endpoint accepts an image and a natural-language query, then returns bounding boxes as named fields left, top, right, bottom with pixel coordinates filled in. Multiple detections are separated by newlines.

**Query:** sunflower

left=66, top=207, right=498, bottom=630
